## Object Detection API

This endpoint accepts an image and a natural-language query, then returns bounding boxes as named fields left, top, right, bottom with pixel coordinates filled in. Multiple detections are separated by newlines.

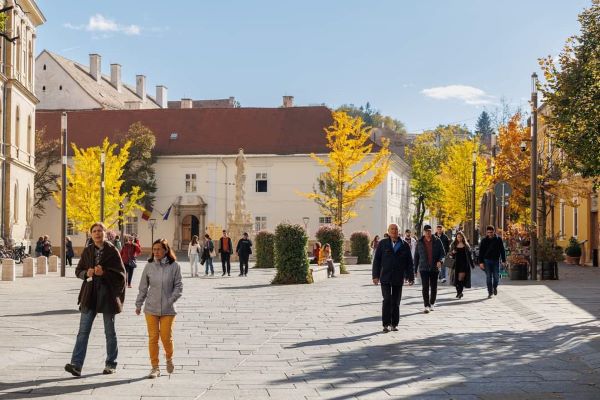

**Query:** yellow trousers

left=144, top=314, right=175, bottom=368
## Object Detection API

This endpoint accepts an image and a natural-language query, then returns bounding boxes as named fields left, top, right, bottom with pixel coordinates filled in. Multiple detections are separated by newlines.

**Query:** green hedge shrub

left=565, top=236, right=582, bottom=257
left=272, top=223, right=312, bottom=284
left=254, top=231, right=275, bottom=268
left=350, top=231, right=371, bottom=264
left=316, top=225, right=347, bottom=274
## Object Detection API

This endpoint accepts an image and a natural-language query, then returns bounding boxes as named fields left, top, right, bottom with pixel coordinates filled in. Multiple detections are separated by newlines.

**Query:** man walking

left=403, top=229, right=417, bottom=260
left=478, top=225, right=506, bottom=298
left=236, top=232, right=252, bottom=277
left=414, top=225, right=445, bottom=313
left=435, top=225, right=450, bottom=283
left=372, top=224, right=414, bottom=333
left=219, top=230, right=233, bottom=276
left=65, top=222, right=126, bottom=377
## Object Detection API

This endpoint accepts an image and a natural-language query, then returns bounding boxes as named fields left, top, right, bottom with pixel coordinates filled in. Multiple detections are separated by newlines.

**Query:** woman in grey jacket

left=135, top=239, right=183, bottom=379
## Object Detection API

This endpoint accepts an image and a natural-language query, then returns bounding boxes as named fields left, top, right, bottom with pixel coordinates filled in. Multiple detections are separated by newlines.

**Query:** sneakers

left=382, top=326, right=390, bottom=333
left=147, top=367, right=161, bottom=379
left=441, top=278, right=447, bottom=283
left=222, top=272, right=226, bottom=276
left=211, top=272, right=214, bottom=276
left=166, top=359, right=174, bottom=374
left=493, top=288, right=498, bottom=296
left=238, top=273, right=244, bottom=276
left=458, top=293, right=464, bottom=299
left=391, top=326, right=399, bottom=331
left=103, top=366, right=116, bottom=374
left=64, top=363, right=81, bottom=377
left=424, top=307, right=430, bottom=314
left=430, top=304, right=435, bottom=311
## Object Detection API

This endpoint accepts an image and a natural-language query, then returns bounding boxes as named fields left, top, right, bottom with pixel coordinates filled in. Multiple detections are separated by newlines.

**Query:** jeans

left=381, top=284, right=403, bottom=327
left=420, top=269, right=439, bottom=307
left=71, top=309, right=118, bottom=369
left=484, top=259, right=500, bottom=294
left=239, top=255, right=249, bottom=275
left=221, top=253, right=231, bottom=274
left=125, top=264, right=135, bottom=286
left=205, top=256, right=214, bottom=274
left=439, top=265, right=447, bottom=280
left=145, top=314, right=175, bottom=368
left=189, top=253, right=199, bottom=276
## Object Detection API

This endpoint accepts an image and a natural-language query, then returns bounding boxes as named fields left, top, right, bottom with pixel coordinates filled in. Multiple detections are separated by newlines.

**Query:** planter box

left=509, top=264, right=528, bottom=280
left=565, top=255, right=581, bottom=265
left=343, top=256, right=358, bottom=265
left=309, top=264, right=340, bottom=282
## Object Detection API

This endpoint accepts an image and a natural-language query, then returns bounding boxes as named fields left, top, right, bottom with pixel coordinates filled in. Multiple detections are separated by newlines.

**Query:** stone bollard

left=22, top=257, right=36, bottom=277
left=48, top=255, right=59, bottom=273
left=2, top=258, right=16, bottom=281
left=37, top=256, right=48, bottom=275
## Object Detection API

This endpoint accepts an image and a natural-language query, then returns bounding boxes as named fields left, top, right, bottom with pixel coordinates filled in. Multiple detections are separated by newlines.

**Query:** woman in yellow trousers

left=135, top=238, right=183, bottom=378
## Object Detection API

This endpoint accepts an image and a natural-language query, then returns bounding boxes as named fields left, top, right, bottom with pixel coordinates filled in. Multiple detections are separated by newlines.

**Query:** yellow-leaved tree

left=54, top=138, right=145, bottom=232
left=303, top=111, right=391, bottom=228
left=437, top=140, right=491, bottom=228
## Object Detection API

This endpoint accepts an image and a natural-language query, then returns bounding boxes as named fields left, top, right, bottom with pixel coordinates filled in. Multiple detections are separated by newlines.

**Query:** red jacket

left=120, top=242, right=141, bottom=264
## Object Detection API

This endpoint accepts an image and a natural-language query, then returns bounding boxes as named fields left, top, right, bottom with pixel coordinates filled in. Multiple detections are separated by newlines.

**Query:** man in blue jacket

left=372, top=223, right=414, bottom=333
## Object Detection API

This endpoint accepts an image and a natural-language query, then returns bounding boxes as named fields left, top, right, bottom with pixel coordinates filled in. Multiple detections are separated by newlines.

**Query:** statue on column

left=228, top=149, right=253, bottom=259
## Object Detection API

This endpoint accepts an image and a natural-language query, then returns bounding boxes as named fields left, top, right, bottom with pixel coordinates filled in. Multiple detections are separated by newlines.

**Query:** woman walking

left=187, top=235, right=201, bottom=277
left=135, top=239, right=183, bottom=379
left=65, top=237, right=75, bottom=267
left=121, top=236, right=141, bottom=288
left=448, top=231, right=475, bottom=299
left=202, top=234, right=215, bottom=276
left=320, top=243, right=336, bottom=278
left=370, top=235, right=380, bottom=255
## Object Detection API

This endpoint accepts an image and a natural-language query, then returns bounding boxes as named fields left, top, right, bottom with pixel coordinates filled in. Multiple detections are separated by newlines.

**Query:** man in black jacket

left=236, top=232, right=252, bottom=277
left=219, top=230, right=233, bottom=276
left=478, top=225, right=506, bottom=298
left=414, top=225, right=446, bottom=313
left=435, top=225, right=451, bottom=283
left=372, top=224, right=414, bottom=333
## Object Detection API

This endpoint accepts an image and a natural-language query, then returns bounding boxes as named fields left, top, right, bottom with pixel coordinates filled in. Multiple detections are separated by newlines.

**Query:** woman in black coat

left=448, top=231, right=475, bottom=299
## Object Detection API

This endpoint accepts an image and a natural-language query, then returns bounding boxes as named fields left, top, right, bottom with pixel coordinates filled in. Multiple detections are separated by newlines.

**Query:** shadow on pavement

left=214, top=284, right=273, bottom=290
left=286, top=332, right=379, bottom=348
left=0, top=309, right=80, bottom=317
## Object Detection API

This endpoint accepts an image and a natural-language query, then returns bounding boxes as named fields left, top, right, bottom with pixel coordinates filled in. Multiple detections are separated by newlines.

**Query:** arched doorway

left=181, top=215, right=200, bottom=247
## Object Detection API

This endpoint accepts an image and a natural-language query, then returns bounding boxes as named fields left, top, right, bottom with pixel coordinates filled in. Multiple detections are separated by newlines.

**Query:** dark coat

left=435, top=232, right=451, bottom=253
left=65, top=241, right=75, bottom=258
left=219, top=237, right=233, bottom=255
left=479, top=234, right=506, bottom=263
left=414, top=235, right=446, bottom=272
left=76, top=241, right=126, bottom=314
left=236, top=238, right=253, bottom=258
left=448, top=242, right=475, bottom=288
left=372, top=238, right=414, bottom=285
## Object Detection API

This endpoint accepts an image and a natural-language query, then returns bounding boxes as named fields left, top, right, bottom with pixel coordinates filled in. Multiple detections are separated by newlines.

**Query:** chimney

left=282, top=95, right=294, bottom=108
left=110, top=64, right=122, bottom=92
left=124, top=101, right=142, bottom=110
left=136, top=75, right=146, bottom=100
left=156, top=85, right=167, bottom=108
left=181, top=98, right=193, bottom=109
left=89, top=54, right=101, bottom=82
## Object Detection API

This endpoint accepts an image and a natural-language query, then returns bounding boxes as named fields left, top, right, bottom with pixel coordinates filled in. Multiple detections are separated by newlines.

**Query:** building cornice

left=6, top=79, right=39, bottom=104
left=18, top=0, right=46, bottom=26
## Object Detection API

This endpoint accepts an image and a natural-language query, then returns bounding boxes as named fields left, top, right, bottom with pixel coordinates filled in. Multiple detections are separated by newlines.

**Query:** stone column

left=2, top=259, right=15, bottom=281
left=36, top=256, right=48, bottom=275
left=48, top=255, right=59, bottom=272
left=22, top=257, right=36, bottom=277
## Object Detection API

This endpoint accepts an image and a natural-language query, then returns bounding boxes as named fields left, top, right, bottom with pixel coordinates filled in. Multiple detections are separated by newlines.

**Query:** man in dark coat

left=236, top=232, right=253, bottom=277
left=219, top=230, right=233, bottom=276
left=372, top=223, right=414, bottom=333
left=478, top=225, right=506, bottom=298
left=435, top=225, right=451, bottom=283
left=65, top=222, right=126, bottom=377
left=414, top=225, right=446, bottom=313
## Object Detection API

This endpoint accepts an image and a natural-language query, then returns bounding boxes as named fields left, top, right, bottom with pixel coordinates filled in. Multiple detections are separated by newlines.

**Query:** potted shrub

left=272, top=223, right=312, bottom=284
left=565, top=237, right=582, bottom=265
left=350, top=231, right=371, bottom=264
left=537, top=240, right=564, bottom=280
left=254, top=231, right=275, bottom=268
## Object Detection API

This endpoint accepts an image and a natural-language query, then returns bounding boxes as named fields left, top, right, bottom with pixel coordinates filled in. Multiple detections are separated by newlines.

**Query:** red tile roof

left=36, top=107, right=334, bottom=156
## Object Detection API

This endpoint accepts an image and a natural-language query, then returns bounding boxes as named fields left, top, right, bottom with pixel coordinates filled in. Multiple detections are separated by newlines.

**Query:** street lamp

left=302, top=216, right=309, bottom=233
left=60, top=112, right=68, bottom=277
left=100, top=152, right=105, bottom=222
left=471, top=150, right=477, bottom=245
left=530, top=72, right=539, bottom=280
left=149, top=218, right=157, bottom=244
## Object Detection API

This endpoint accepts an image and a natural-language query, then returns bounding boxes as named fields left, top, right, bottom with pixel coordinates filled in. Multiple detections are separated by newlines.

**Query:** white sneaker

left=147, top=367, right=161, bottom=379
left=430, top=304, right=436, bottom=311
left=424, top=307, right=430, bottom=314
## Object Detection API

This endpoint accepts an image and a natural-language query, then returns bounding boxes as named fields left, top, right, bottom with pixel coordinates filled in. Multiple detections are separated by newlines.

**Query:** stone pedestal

left=2, top=259, right=16, bottom=281
left=22, top=257, right=36, bottom=277
left=37, top=256, right=48, bottom=275
left=48, top=255, right=59, bottom=272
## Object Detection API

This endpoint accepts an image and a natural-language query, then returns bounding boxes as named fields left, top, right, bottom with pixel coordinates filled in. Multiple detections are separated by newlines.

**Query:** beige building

left=35, top=105, right=414, bottom=252
left=0, top=0, right=45, bottom=247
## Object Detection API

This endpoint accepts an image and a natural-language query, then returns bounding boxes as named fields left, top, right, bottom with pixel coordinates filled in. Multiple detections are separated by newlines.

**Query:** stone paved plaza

left=1, top=261, right=600, bottom=399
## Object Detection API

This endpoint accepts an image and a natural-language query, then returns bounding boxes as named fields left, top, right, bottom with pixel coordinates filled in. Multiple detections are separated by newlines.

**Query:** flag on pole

left=163, top=205, right=172, bottom=221
left=141, top=206, right=153, bottom=221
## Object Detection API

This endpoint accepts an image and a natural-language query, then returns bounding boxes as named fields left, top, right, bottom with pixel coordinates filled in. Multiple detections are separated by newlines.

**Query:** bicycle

left=12, top=243, right=29, bottom=264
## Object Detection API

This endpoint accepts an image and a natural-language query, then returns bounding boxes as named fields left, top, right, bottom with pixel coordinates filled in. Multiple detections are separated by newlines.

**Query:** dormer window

left=170, top=132, right=178, bottom=140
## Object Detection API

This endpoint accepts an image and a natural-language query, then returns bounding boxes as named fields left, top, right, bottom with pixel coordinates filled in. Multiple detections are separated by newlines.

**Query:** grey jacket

left=135, top=259, right=183, bottom=316
left=414, top=235, right=446, bottom=273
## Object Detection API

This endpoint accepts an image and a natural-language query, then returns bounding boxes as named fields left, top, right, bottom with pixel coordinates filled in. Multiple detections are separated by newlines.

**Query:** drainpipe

left=219, top=157, right=228, bottom=227
left=1, top=83, right=6, bottom=241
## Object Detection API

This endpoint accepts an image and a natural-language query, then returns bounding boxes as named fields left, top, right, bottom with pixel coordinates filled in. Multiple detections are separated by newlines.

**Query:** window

left=43, top=64, right=46, bottom=70
left=185, top=173, right=196, bottom=193
left=559, top=200, right=565, bottom=238
left=125, top=216, right=138, bottom=236
left=27, top=115, right=31, bottom=154
left=573, top=199, right=579, bottom=238
left=255, top=172, right=268, bottom=192
left=67, top=220, right=78, bottom=236
left=15, top=106, right=20, bottom=148
left=319, top=216, right=332, bottom=224
left=254, top=216, right=267, bottom=231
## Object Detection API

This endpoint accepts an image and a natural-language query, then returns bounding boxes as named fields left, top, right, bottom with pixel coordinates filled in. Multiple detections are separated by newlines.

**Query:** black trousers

left=381, top=284, right=403, bottom=327
left=239, top=255, right=249, bottom=275
left=125, top=265, right=135, bottom=286
left=420, top=269, right=439, bottom=307
left=221, top=253, right=231, bottom=274
left=66, top=256, right=73, bottom=267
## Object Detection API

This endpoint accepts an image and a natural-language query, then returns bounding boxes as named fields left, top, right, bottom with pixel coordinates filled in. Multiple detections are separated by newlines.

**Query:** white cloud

left=421, top=85, right=495, bottom=106
left=64, top=14, right=141, bottom=36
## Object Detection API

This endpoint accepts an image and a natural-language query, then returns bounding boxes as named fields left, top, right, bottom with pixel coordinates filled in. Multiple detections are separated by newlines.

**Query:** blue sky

left=36, top=0, right=591, bottom=132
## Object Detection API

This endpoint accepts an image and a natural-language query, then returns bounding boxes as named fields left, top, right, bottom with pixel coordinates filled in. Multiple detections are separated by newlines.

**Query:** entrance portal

left=181, top=215, right=200, bottom=247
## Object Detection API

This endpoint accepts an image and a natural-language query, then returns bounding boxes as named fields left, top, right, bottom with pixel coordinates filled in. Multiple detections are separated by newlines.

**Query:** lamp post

left=60, top=112, right=68, bottom=277
left=149, top=218, right=157, bottom=244
left=100, top=152, right=105, bottom=222
left=472, top=150, right=477, bottom=245
left=530, top=72, right=539, bottom=280
left=490, top=131, right=497, bottom=229
left=302, top=216, right=310, bottom=235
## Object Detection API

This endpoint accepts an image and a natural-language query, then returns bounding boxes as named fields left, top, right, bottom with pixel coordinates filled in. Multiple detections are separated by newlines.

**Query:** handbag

left=128, top=258, right=137, bottom=268
left=443, top=256, right=456, bottom=269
